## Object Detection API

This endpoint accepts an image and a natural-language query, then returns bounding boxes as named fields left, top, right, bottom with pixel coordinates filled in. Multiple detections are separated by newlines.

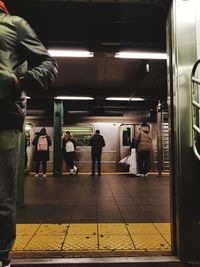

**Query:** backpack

left=37, top=135, right=48, bottom=151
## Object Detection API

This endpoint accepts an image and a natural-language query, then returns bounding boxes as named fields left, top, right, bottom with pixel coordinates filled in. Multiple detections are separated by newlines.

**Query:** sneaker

left=35, top=174, right=39, bottom=178
left=90, top=173, right=95, bottom=176
left=0, top=260, right=10, bottom=267
left=42, top=174, right=47, bottom=178
left=136, top=173, right=141, bottom=177
left=144, top=173, right=149, bottom=177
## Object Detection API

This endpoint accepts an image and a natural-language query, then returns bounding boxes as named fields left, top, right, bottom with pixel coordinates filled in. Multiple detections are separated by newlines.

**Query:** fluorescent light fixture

left=54, top=96, right=94, bottom=100
left=48, top=49, right=94, bottom=57
left=115, top=52, right=167, bottom=60
left=106, top=97, right=144, bottom=101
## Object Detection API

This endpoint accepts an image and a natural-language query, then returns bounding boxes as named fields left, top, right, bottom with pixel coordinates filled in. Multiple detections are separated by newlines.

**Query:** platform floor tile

left=67, top=223, right=97, bottom=235
left=127, top=223, right=160, bottom=235
left=24, top=235, right=64, bottom=251
left=35, top=224, right=69, bottom=235
left=63, top=235, right=98, bottom=251
left=16, top=224, right=40, bottom=236
left=12, top=236, right=33, bottom=250
left=99, top=223, right=128, bottom=235
left=131, top=234, right=170, bottom=251
left=154, top=223, right=171, bottom=234
left=99, top=234, right=135, bottom=250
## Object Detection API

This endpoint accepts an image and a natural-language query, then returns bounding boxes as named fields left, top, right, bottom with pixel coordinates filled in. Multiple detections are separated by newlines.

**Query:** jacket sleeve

left=72, top=139, right=76, bottom=150
left=102, top=137, right=105, bottom=147
left=89, top=137, right=92, bottom=146
left=32, top=135, right=38, bottom=146
left=14, top=17, right=58, bottom=91
left=62, top=138, right=65, bottom=154
left=47, top=135, right=52, bottom=147
left=134, top=131, right=141, bottom=147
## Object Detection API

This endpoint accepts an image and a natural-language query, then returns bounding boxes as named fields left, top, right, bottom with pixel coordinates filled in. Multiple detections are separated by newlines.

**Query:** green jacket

left=0, top=11, right=58, bottom=131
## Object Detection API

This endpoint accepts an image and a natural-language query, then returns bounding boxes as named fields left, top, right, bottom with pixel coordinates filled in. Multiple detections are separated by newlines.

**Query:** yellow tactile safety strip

left=13, top=223, right=171, bottom=252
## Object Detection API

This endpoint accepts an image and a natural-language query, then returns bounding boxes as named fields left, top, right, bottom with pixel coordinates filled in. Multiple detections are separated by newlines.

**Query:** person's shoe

left=42, top=173, right=47, bottom=178
left=0, top=259, right=10, bottom=267
left=98, top=173, right=101, bottom=176
left=136, top=173, right=141, bottom=177
left=90, top=173, right=95, bottom=176
left=144, top=173, right=149, bottom=177
left=35, top=174, right=39, bottom=178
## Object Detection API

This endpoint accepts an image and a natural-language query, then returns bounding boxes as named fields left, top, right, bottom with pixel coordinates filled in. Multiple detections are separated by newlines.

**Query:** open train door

left=168, top=0, right=200, bottom=262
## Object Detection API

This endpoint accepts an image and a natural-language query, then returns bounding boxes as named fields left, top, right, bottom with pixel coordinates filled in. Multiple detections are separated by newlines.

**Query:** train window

left=25, top=123, right=32, bottom=147
left=62, top=126, right=93, bottom=146
left=122, top=127, right=131, bottom=146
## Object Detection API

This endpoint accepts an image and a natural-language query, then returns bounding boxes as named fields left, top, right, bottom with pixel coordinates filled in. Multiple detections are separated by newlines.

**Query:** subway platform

left=13, top=173, right=171, bottom=259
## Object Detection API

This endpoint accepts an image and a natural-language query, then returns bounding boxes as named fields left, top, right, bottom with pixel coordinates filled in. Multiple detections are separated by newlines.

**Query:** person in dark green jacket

left=0, top=1, right=58, bottom=266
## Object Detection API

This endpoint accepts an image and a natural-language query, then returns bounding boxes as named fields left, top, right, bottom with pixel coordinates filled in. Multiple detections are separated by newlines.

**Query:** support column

left=53, top=100, right=63, bottom=176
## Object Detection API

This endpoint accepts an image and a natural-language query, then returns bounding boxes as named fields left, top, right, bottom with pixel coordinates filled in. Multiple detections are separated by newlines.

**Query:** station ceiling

left=6, top=0, right=171, bottom=114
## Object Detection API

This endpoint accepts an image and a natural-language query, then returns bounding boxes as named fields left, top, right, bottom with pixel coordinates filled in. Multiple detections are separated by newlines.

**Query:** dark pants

left=0, top=130, right=21, bottom=262
left=91, top=152, right=102, bottom=175
left=137, top=150, right=150, bottom=174
left=35, top=160, right=47, bottom=174
left=64, top=152, right=75, bottom=169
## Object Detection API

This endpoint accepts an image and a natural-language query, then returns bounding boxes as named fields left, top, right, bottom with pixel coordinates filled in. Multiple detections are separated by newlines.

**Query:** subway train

left=25, top=112, right=169, bottom=174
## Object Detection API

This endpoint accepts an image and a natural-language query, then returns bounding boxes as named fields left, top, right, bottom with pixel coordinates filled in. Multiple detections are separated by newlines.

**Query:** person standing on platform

left=32, top=128, right=52, bottom=177
left=135, top=121, right=152, bottom=177
left=62, top=131, right=79, bottom=176
left=89, top=129, right=105, bottom=176
left=0, top=1, right=58, bottom=266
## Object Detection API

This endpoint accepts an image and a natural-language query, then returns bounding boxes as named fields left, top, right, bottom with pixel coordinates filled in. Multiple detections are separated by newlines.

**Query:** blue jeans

left=0, top=130, right=21, bottom=261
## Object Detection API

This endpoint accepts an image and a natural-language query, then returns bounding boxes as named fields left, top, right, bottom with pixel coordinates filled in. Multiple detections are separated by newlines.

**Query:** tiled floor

left=14, top=173, right=171, bottom=256
left=17, top=173, right=170, bottom=224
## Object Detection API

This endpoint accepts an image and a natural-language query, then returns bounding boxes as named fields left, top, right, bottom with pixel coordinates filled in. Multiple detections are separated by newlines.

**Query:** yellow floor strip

left=13, top=223, right=171, bottom=252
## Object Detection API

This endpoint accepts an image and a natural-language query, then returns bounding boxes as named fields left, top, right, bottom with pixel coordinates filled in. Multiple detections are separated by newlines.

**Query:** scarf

left=0, top=1, right=9, bottom=14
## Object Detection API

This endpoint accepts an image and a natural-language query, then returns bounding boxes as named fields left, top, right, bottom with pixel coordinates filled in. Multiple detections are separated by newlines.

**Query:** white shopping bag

left=129, top=148, right=137, bottom=174
left=119, top=155, right=131, bottom=166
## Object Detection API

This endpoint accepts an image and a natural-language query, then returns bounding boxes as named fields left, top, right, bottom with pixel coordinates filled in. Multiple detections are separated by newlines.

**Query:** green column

left=53, top=100, right=63, bottom=176
left=17, top=131, right=25, bottom=204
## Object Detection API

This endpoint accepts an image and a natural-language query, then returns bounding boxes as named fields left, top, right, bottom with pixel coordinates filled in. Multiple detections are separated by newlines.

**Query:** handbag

left=119, top=155, right=131, bottom=166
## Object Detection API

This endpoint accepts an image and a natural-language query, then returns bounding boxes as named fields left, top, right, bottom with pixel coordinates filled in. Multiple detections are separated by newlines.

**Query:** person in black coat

left=32, top=127, right=52, bottom=177
left=89, top=129, right=105, bottom=176
left=62, top=131, right=79, bottom=175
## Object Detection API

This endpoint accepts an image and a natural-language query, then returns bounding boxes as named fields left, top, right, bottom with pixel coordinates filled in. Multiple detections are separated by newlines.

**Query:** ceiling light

left=115, top=52, right=167, bottom=60
left=48, top=49, right=94, bottom=57
left=54, top=96, right=94, bottom=100
left=106, top=97, right=144, bottom=101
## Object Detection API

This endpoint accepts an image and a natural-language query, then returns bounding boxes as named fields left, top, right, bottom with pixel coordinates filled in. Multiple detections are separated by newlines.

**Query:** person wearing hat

left=0, top=1, right=58, bottom=266
left=135, top=121, right=152, bottom=177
